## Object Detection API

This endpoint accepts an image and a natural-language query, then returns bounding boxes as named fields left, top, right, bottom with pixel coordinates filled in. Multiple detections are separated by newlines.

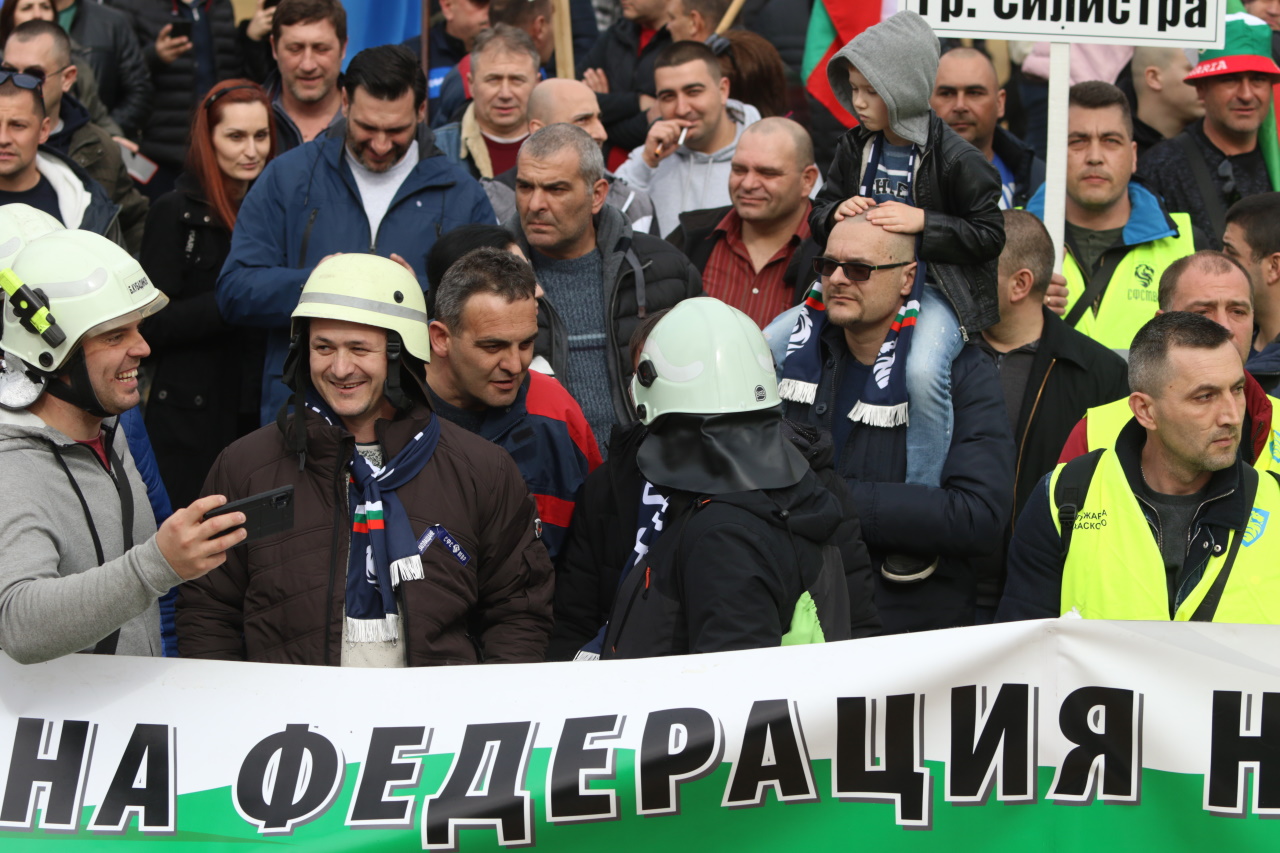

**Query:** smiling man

left=217, top=44, right=494, bottom=427
left=180, top=253, right=554, bottom=666
left=0, top=229, right=249, bottom=664
left=614, top=39, right=762, bottom=238
left=1138, top=13, right=1280, bottom=249
left=268, top=0, right=348, bottom=151
left=998, top=311, right=1280, bottom=625
left=1028, top=81, right=1198, bottom=353
left=666, top=117, right=821, bottom=327
left=424, top=247, right=601, bottom=559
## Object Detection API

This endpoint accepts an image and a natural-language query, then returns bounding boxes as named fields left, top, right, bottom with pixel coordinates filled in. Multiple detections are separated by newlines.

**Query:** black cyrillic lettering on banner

left=833, top=695, right=930, bottom=827
left=1206, top=691, right=1280, bottom=815
left=724, top=700, right=817, bottom=807
left=346, top=726, right=430, bottom=828
left=1158, top=0, right=1178, bottom=30
left=1048, top=687, right=1140, bottom=802
left=1184, top=0, right=1206, bottom=26
left=994, top=0, right=1019, bottom=19
left=939, top=0, right=963, bottom=23
left=947, top=684, right=1035, bottom=803
left=422, top=722, right=535, bottom=850
left=89, top=724, right=175, bottom=832
left=1108, top=0, right=1131, bottom=24
left=547, top=715, right=623, bottom=823
left=637, top=708, right=722, bottom=816
left=0, top=718, right=95, bottom=831
left=234, top=724, right=343, bottom=834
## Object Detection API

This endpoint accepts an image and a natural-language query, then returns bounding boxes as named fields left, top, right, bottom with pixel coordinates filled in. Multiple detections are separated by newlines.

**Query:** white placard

left=902, top=0, right=1225, bottom=48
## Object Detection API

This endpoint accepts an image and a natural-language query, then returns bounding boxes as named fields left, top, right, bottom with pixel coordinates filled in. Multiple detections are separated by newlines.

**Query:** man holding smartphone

left=178, top=254, right=553, bottom=667
left=0, top=228, right=248, bottom=665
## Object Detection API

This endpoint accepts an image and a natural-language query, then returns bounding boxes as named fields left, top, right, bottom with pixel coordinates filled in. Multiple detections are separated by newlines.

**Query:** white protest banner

left=3, top=619, right=1280, bottom=850
left=901, top=0, right=1225, bottom=46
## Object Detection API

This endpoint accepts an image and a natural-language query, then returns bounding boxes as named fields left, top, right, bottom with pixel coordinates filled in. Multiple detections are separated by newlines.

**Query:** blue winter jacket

left=118, top=407, right=178, bottom=656
left=216, top=132, right=496, bottom=424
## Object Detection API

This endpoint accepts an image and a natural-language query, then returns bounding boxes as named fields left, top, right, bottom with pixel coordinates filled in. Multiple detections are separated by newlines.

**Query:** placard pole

left=1044, top=42, right=1070, bottom=275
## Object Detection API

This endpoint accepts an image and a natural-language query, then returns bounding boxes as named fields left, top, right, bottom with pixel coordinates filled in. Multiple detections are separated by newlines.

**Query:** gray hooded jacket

left=826, top=10, right=938, bottom=148
left=614, top=100, right=762, bottom=239
left=0, top=407, right=178, bottom=663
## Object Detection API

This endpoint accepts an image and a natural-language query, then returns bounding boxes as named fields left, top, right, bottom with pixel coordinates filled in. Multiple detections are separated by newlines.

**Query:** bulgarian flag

left=802, top=0, right=897, bottom=126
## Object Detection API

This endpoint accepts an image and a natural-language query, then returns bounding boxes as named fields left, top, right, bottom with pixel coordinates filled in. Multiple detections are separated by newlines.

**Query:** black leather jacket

left=810, top=112, right=1004, bottom=336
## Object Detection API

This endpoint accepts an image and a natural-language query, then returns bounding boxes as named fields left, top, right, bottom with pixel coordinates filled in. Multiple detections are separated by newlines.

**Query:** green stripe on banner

left=802, top=1, right=837, bottom=81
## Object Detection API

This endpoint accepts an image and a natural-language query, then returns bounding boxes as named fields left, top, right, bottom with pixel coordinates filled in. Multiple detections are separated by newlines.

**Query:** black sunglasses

left=0, top=67, right=45, bottom=90
left=812, top=257, right=910, bottom=282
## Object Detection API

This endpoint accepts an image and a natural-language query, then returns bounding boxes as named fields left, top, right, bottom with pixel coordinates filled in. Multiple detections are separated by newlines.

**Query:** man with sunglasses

left=4, top=21, right=148, bottom=255
left=778, top=213, right=1014, bottom=634
left=0, top=69, right=127, bottom=250
left=1138, top=14, right=1280, bottom=250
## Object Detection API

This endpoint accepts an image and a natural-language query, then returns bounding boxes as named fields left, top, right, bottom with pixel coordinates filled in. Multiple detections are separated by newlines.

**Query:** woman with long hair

left=140, top=78, right=276, bottom=507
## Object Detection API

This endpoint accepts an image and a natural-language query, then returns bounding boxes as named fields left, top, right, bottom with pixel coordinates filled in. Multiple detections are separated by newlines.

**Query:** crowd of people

left=4, top=0, right=1280, bottom=667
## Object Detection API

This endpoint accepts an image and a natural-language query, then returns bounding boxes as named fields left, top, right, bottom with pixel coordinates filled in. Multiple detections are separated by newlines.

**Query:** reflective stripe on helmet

left=297, top=291, right=429, bottom=325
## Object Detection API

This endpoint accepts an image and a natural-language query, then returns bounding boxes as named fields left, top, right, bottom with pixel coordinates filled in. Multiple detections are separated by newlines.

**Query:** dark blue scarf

left=305, top=393, right=440, bottom=642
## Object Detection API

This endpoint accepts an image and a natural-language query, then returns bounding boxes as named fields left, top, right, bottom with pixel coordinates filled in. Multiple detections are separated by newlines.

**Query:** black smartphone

left=203, top=485, right=295, bottom=543
left=169, top=20, right=193, bottom=40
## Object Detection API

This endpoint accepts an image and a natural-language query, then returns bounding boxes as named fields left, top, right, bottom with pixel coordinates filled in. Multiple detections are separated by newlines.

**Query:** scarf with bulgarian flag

left=306, top=392, right=440, bottom=642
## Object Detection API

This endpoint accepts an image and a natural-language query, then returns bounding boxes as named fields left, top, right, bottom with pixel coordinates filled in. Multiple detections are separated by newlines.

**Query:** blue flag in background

left=343, top=0, right=422, bottom=68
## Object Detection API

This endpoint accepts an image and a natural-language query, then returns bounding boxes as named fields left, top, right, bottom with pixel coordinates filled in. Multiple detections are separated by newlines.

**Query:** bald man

left=1130, top=46, right=1203, bottom=158
left=931, top=47, right=1044, bottom=209
left=667, top=117, right=822, bottom=327
left=492, top=78, right=658, bottom=233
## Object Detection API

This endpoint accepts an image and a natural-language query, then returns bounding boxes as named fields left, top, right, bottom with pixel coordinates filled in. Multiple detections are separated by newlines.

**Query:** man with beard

left=218, top=44, right=494, bottom=426
left=998, top=311, right=1280, bottom=624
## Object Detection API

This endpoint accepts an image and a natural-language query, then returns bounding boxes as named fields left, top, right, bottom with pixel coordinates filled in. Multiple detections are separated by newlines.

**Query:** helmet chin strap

left=43, top=348, right=110, bottom=419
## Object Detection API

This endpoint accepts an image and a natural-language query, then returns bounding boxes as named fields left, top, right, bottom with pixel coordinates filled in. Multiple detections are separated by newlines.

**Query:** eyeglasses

left=1218, top=158, right=1239, bottom=202
left=812, top=257, right=911, bottom=281
left=0, top=67, right=45, bottom=90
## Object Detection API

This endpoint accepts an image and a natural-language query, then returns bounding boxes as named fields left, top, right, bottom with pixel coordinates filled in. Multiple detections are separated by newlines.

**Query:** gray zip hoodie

left=826, top=10, right=939, bottom=148
left=0, top=407, right=179, bottom=664
left=615, top=99, right=762, bottom=238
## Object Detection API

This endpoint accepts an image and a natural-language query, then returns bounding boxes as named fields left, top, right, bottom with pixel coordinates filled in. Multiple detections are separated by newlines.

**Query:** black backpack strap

left=1188, top=467, right=1270, bottom=622
left=1054, top=448, right=1106, bottom=558
left=1177, top=133, right=1228, bottom=242
left=1064, top=248, right=1128, bottom=328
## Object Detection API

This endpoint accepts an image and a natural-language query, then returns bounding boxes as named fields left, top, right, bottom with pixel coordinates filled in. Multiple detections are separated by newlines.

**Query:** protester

left=1129, top=46, right=1204, bottom=158
left=1224, top=193, right=1280, bottom=390
left=54, top=0, right=153, bottom=138
left=424, top=246, right=601, bottom=561
left=217, top=44, right=495, bottom=426
left=4, top=21, right=149, bottom=254
left=0, top=73, right=129, bottom=249
left=511, top=123, right=701, bottom=453
left=421, top=0, right=490, bottom=115
left=972, top=210, right=1129, bottom=620
left=1060, top=251, right=1280, bottom=472
left=434, top=24, right=539, bottom=180
left=266, top=0, right=347, bottom=152
left=806, top=10, right=1004, bottom=581
left=1138, top=13, right=1280, bottom=249
left=666, top=117, right=820, bottom=327
left=112, top=0, right=273, bottom=196
left=714, top=31, right=789, bottom=119
left=1028, top=81, right=1198, bottom=354
left=779, top=214, right=1013, bottom=632
left=578, top=0, right=672, bottom=160
left=665, top=0, right=727, bottom=42
left=140, top=79, right=275, bottom=509
left=178, top=254, right=554, bottom=665
left=931, top=46, right=1044, bottom=209
left=999, top=312, right=1280, bottom=624
left=0, top=229, right=245, bottom=664
left=615, top=40, right=762, bottom=238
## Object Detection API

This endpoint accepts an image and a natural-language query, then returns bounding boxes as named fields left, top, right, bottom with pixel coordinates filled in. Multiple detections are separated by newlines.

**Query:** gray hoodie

left=826, top=10, right=939, bottom=148
left=614, top=99, right=762, bottom=239
left=0, top=407, right=179, bottom=663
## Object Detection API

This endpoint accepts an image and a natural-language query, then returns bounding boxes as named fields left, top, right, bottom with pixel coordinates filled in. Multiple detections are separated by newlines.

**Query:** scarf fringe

left=849, top=400, right=910, bottom=427
left=345, top=614, right=400, bottom=643
left=778, top=378, right=818, bottom=404
left=390, top=555, right=424, bottom=587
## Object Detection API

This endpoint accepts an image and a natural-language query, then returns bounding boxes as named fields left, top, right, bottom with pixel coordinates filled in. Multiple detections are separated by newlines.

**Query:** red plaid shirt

left=701, top=204, right=811, bottom=328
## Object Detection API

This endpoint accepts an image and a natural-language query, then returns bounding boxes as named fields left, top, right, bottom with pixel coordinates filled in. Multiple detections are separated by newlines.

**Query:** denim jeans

left=905, top=284, right=963, bottom=487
